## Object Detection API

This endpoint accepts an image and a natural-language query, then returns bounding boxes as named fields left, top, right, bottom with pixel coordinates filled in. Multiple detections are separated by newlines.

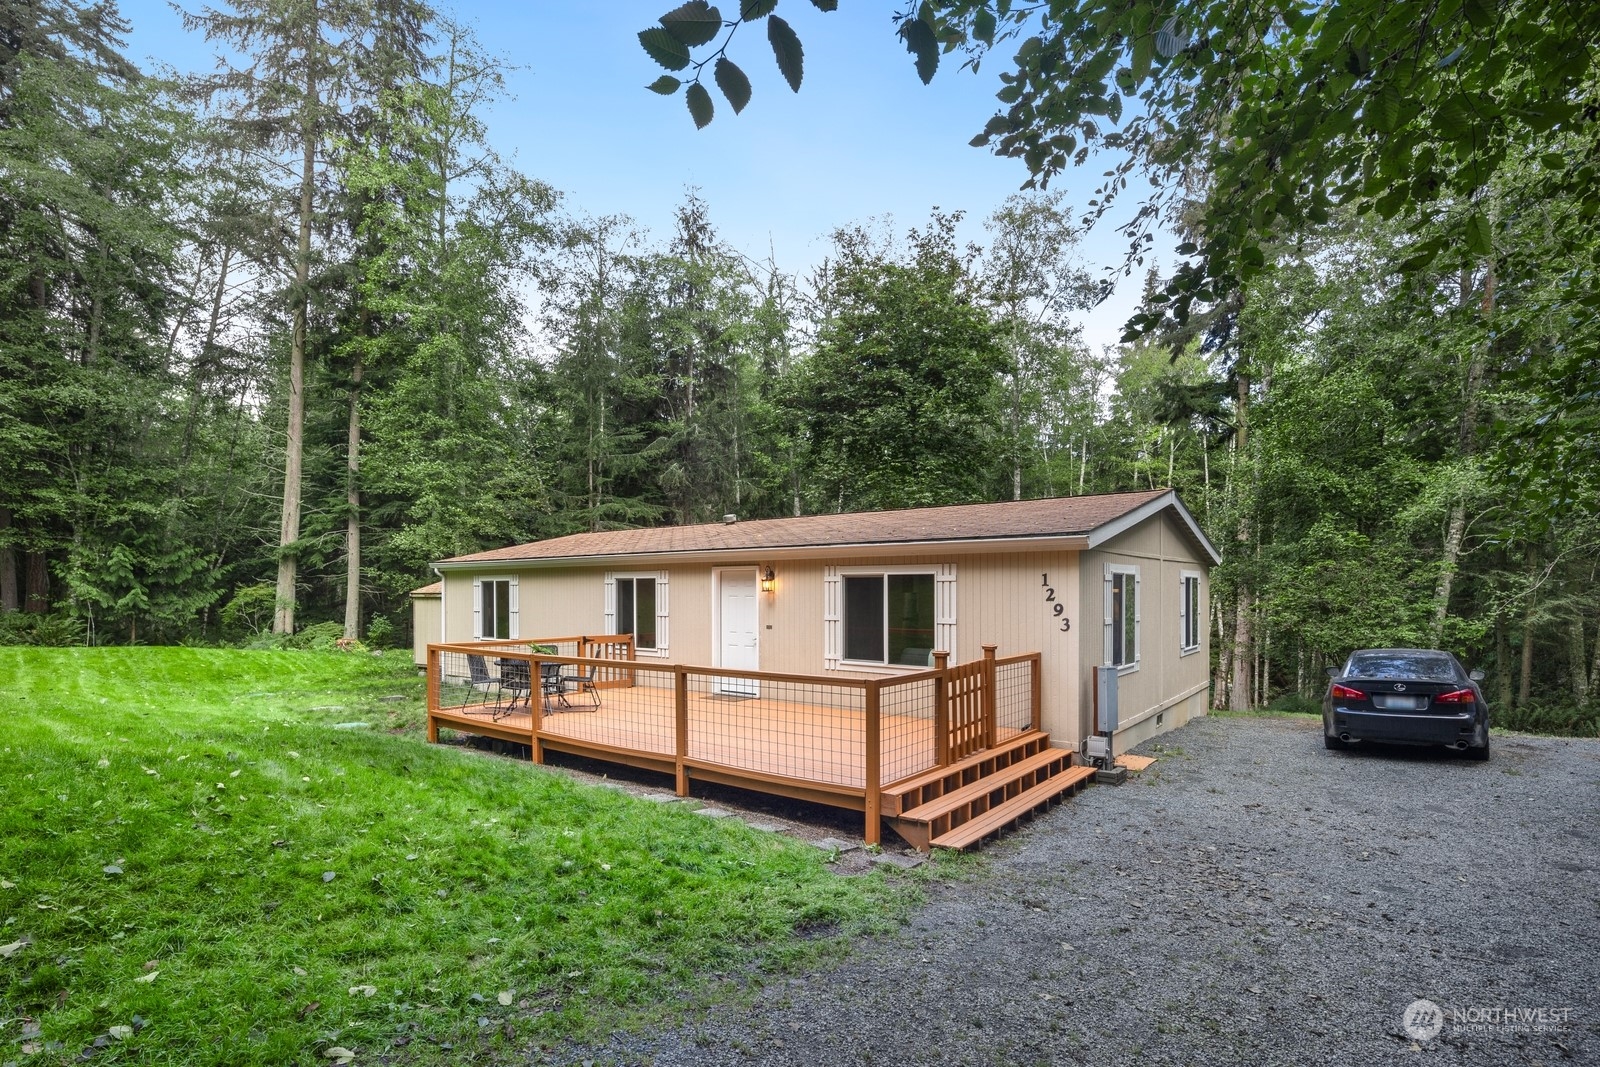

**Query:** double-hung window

left=1107, top=565, right=1139, bottom=669
left=843, top=572, right=935, bottom=666
left=1179, top=571, right=1202, bottom=653
left=615, top=576, right=658, bottom=652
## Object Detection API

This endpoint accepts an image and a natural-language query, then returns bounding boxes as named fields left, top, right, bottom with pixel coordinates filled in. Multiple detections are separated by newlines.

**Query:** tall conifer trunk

left=343, top=357, right=361, bottom=640
left=274, top=14, right=317, bottom=635
left=1430, top=261, right=1493, bottom=644
left=1229, top=370, right=1253, bottom=711
left=0, top=507, right=17, bottom=613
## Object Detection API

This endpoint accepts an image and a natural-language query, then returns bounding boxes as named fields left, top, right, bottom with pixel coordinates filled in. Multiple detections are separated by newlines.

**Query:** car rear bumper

left=1327, top=708, right=1482, bottom=746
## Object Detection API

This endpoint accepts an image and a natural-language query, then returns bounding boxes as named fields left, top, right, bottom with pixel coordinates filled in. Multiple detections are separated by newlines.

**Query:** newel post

left=425, top=646, right=441, bottom=743
left=1030, top=653, right=1043, bottom=733
left=864, top=679, right=882, bottom=846
left=932, top=650, right=951, bottom=767
left=982, top=644, right=998, bottom=749
left=674, top=666, right=690, bottom=797
left=529, top=652, right=545, bottom=764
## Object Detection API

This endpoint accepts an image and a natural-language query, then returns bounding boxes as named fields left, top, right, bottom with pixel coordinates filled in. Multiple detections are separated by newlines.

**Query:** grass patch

left=0, top=648, right=914, bottom=1064
left=1210, top=706, right=1320, bottom=721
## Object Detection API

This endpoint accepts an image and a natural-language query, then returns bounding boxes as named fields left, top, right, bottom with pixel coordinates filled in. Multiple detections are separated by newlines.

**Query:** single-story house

left=417, top=488, right=1220, bottom=753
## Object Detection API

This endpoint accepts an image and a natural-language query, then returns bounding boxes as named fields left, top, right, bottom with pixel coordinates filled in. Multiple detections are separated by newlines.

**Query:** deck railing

left=426, top=638, right=1042, bottom=845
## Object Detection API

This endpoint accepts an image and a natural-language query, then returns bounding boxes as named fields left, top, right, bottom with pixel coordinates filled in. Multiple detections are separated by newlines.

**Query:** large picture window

left=843, top=573, right=935, bottom=666
left=615, top=576, right=657, bottom=651
left=479, top=578, right=512, bottom=640
left=1179, top=572, right=1201, bottom=653
left=1108, top=567, right=1138, bottom=668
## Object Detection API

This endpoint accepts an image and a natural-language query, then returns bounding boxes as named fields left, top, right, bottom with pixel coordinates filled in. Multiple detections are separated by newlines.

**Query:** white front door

left=718, top=569, right=760, bottom=696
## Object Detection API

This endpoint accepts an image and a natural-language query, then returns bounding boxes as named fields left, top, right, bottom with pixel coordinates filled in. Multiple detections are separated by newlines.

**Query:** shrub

left=0, top=612, right=86, bottom=647
left=220, top=584, right=276, bottom=640
left=365, top=613, right=395, bottom=648
left=1267, top=691, right=1321, bottom=716
left=1495, top=699, right=1600, bottom=738
left=289, top=621, right=348, bottom=651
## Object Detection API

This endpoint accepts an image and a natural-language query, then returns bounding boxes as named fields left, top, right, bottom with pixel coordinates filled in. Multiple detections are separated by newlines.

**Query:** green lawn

left=0, top=648, right=916, bottom=1064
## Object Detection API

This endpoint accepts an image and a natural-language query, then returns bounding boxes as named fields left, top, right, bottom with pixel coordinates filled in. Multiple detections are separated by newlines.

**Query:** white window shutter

left=1178, top=576, right=1188, bottom=651
left=472, top=577, right=482, bottom=640
left=509, top=578, right=520, bottom=639
left=1103, top=565, right=1113, bottom=666
left=935, top=563, right=957, bottom=658
left=1133, top=572, right=1142, bottom=664
left=655, top=570, right=669, bottom=654
left=823, top=566, right=841, bottom=670
left=603, top=574, right=616, bottom=635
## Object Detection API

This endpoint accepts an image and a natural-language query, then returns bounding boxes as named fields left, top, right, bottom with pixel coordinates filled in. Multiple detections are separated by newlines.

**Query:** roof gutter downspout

left=432, top=565, right=446, bottom=646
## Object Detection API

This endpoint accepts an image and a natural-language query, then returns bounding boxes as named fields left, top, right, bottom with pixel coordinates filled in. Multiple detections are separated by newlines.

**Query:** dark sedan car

left=1323, top=648, right=1490, bottom=760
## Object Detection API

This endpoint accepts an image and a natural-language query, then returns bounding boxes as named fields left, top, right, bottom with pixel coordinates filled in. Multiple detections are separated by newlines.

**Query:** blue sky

left=121, top=1, right=1168, bottom=349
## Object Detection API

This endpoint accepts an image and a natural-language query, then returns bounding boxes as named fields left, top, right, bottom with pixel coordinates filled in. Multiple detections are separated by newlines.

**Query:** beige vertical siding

left=410, top=595, right=441, bottom=666
left=441, top=565, right=710, bottom=660
left=1079, top=511, right=1213, bottom=748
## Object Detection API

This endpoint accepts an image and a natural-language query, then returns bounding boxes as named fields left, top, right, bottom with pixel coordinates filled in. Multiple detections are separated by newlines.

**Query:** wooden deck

left=426, top=640, right=1050, bottom=847
left=430, top=684, right=1027, bottom=795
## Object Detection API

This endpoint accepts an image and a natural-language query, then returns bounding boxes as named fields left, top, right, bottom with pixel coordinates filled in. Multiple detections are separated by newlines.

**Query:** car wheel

left=1465, top=737, right=1490, bottom=762
left=1324, top=734, right=1349, bottom=750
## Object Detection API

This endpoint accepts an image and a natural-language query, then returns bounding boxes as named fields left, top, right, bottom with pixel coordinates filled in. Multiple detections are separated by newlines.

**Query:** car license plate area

left=1372, top=694, right=1423, bottom=711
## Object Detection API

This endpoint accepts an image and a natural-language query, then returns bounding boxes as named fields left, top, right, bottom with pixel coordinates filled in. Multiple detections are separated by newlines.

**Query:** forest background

left=3, top=0, right=1596, bottom=735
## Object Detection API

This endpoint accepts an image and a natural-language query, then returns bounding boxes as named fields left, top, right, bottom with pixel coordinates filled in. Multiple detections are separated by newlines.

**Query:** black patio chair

left=496, top=658, right=532, bottom=718
left=539, top=662, right=570, bottom=711
left=466, top=654, right=505, bottom=714
left=560, top=664, right=602, bottom=709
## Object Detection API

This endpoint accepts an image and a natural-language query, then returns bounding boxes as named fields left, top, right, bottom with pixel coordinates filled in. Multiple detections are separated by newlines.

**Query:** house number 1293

left=1041, top=574, right=1071, bottom=632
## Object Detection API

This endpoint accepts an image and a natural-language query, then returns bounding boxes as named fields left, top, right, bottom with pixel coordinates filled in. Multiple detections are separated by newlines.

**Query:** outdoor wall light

left=760, top=567, right=776, bottom=593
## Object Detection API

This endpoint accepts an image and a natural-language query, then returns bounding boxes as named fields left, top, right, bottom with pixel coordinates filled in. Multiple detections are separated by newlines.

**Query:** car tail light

left=1331, top=683, right=1365, bottom=700
left=1435, top=688, right=1475, bottom=704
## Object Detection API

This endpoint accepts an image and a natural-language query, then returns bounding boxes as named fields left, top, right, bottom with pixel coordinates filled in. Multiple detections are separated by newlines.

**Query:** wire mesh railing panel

left=994, top=656, right=1037, bottom=736
left=685, top=673, right=868, bottom=789
left=533, top=657, right=676, bottom=758
left=432, top=648, right=538, bottom=726
left=877, top=675, right=938, bottom=784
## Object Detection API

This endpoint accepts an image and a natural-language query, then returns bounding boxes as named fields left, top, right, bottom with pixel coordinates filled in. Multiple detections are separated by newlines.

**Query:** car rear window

left=1346, top=653, right=1460, bottom=681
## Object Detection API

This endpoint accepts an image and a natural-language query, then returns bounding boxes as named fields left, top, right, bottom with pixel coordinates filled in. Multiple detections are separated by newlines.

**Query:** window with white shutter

left=1104, top=563, right=1140, bottom=670
left=1179, top=570, right=1201, bottom=653
left=606, top=571, right=668, bottom=655
left=825, top=565, right=952, bottom=670
left=474, top=576, right=514, bottom=640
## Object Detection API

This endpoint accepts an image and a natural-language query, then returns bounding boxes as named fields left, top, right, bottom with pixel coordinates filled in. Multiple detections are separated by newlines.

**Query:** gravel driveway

left=573, top=715, right=1600, bottom=1066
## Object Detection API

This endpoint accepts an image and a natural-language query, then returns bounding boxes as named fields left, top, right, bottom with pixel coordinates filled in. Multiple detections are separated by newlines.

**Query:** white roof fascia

left=433, top=533, right=1095, bottom=571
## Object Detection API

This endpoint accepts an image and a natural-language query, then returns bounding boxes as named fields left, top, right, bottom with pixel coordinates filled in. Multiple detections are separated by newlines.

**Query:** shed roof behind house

left=410, top=581, right=442, bottom=596
left=439, top=489, right=1221, bottom=567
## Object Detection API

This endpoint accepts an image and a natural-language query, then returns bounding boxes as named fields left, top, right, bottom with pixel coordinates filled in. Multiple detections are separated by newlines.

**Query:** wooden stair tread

left=898, top=748, right=1072, bottom=823
left=883, top=731, right=1050, bottom=799
left=930, top=765, right=1097, bottom=850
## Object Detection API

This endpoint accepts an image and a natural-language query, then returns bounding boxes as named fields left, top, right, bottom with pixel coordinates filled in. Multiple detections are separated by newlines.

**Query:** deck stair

left=882, top=730, right=1096, bottom=851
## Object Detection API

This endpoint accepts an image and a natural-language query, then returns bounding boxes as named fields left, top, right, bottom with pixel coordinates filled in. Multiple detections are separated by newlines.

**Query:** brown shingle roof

left=409, top=581, right=442, bottom=596
left=439, top=489, right=1178, bottom=566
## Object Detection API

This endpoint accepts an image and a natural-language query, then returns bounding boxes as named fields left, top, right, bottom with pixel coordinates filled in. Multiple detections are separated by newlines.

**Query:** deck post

left=1030, top=652, right=1043, bottom=733
left=674, top=666, right=690, bottom=797
left=530, top=654, right=545, bottom=764
left=425, top=645, right=441, bottom=743
left=982, top=644, right=998, bottom=749
left=932, top=650, right=950, bottom=767
left=864, top=679, right=882, bottom=846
